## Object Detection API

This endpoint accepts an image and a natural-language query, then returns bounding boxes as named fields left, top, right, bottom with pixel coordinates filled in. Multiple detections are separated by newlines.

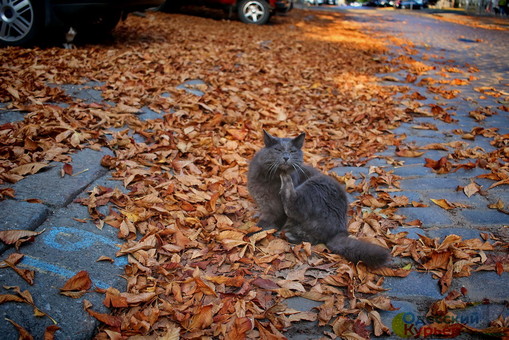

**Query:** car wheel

left=159, top=0, right=182, bottom=13
left=238, top=0, right=270, bottom=25
left=90, top=10, right=122, bottom=33
left=75, top=9, right=121, bottom=40
left=0, top=0, right=42, bottom=46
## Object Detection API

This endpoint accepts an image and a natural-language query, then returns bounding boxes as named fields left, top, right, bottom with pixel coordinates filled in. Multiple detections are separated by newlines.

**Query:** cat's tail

left=326, top=234, right=390, bottom=268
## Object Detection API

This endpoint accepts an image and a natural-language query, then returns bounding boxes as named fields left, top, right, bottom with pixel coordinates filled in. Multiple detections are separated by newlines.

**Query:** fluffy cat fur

left=247, top=130, right=390, bottom=268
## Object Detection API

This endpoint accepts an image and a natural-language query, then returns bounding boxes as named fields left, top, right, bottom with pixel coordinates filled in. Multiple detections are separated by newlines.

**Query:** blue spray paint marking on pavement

left=42, top=227, right=127, bottom=267
left=20, top=256, right=110, bottom=289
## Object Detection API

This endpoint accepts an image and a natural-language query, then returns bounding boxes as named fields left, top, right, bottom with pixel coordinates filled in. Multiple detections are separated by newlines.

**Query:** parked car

left=393, top=0, right=423, bottom=8
left=304, top=0, right=325, bottom=5
left=160, top=0, right=293, bottom=24
left=0, top=0, right=165, bottom=47
left=365, top=0, right=393, bottom=6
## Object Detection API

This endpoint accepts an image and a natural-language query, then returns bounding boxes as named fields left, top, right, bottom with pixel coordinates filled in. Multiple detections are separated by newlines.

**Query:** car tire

left=159, top=0, right=182, bottom=13
left=237, top=0, right=270, bottom=25
left=75, top=9, right=121, bottom=40
left=0, top=0, right=43, bottom=46
left=90, top=10, right=122, bottom=34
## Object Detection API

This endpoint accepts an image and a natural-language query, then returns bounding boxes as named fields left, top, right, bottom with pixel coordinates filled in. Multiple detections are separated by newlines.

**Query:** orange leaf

left=60, top=271, right=92, bottom=292
left=439, top=258, right=454, bottom=294
left=495, top=262, right=504, bottom=276
left=0, top=294, right=26, bottom=304
left=103, top=289, right=128, bottom=308
left=395, top=149, right=425, bottom=158
left=5, top=318, right=34, bottom=340
left=431, top=198, right=455, bottom=210
left=119, top=292, right=156, bottom=304
left=424, top=157, right=451, bottom=174
left=44, top=325, right=61, bottom=340
left=0, top=229, right=44, bottom=249
left=226, top=128, right=248, bottom=141
left=83, top=299, right=121, bottom=328
left=194, top=277, right=217, bottom=296
left=9, top=162, right=49, bottom=176
left=226, top=317, right=252, bottom=340
left=186, top=305, right=214, bottom=331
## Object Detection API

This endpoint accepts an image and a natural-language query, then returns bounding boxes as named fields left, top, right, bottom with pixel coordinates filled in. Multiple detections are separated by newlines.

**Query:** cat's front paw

left=280, top=230, right=300, bottom=243
left=279, top=172, right=292, bottom=188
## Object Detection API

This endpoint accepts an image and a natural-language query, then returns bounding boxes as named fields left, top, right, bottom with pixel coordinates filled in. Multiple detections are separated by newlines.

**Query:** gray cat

left=247, top=130, right=390, bottom=268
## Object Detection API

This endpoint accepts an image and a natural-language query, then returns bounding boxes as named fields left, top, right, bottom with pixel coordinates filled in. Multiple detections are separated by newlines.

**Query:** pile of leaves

left=1, top=7, right=508, bottom=339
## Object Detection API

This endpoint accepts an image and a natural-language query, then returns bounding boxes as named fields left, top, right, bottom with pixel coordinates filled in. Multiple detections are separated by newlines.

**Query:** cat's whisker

left=268, top=161, right=279, bottom=179
left=293, top=163, right=309, bottom=179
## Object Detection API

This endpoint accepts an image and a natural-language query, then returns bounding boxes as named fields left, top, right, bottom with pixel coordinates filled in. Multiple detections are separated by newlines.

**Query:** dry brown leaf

left=185, top=304, right=214, bottom=332
left=395, top=149, right=425, bottom=158
left=431, top=198, right=469, bottom=210
left=439, top=258, right=454, bottom=294
left=8, top=162, right=49, bottom=176
left=5, top=318, right=34, bottom=340
left=463, top=181, right=480, bottom=197
left=0, top=229, right=45, bottom=249
left=60, top=270, right=92, bottom=292
left=61, top=163, right=73, bottom=176
left=44, top=325, right=61, bottom=340
left=83, top=299, right=122, bottom=328
left=0, top=294, right=26, bottom=304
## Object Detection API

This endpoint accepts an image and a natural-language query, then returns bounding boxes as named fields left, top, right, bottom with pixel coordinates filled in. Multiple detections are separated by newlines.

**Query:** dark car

left=160, top=0, right=293, bottom=25
left=0, top=0, right=165, bottom=46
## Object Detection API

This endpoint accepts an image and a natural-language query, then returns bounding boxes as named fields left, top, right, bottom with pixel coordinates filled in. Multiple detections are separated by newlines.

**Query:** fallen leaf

left=431, top=198, right=469, bottom=210
left=5, top=318, right=34, bottom=340
left=83, top=299, right=122, bottom=328
left=9, top=162, right=49, bottom=176
left=0, top=229, right=45, bottom=249
left=96, top=256, right=114, bottom=263
left=60, top=271, right=92, bottom=292
left=395, top=149, right=425, bottom=158
left=252, top=278, right=279, bottom=290
left=185, top=304, right=214, bottom=331
left=488, top=200, right=509, bottom=214
left=44, top=325, right=61, bottom=340
left=439, top=258, right=454, bottom=294
left=463, top=181, right=480, bottom=197
left=61, top=163, right=73, bottom=176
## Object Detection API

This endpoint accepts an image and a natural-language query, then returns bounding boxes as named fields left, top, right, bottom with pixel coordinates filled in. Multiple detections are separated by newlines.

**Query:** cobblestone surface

left=342, top=7, right=509, bottom=338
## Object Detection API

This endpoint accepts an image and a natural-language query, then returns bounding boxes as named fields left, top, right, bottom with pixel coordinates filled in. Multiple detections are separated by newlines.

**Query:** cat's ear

left=292, top=133, right=306, bottom=149
left=263, top=130, right=278, bottom=147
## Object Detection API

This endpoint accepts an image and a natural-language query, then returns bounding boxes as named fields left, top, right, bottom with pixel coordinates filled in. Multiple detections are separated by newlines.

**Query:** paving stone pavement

left=0, top=78, right=207, bottom=339
left=1, top=9, right=508, bottom=340
left=355, top=7, right=508, bottom=338
left=287, top=7, right=509, bottom=339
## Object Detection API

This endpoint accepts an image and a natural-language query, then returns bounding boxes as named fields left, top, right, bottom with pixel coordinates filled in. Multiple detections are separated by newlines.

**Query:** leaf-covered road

left=0, top=7, right=508, bottom=339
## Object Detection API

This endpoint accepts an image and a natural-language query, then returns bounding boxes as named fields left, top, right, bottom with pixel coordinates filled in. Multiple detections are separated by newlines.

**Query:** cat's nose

left=283, top=156, right=290, bottom=162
